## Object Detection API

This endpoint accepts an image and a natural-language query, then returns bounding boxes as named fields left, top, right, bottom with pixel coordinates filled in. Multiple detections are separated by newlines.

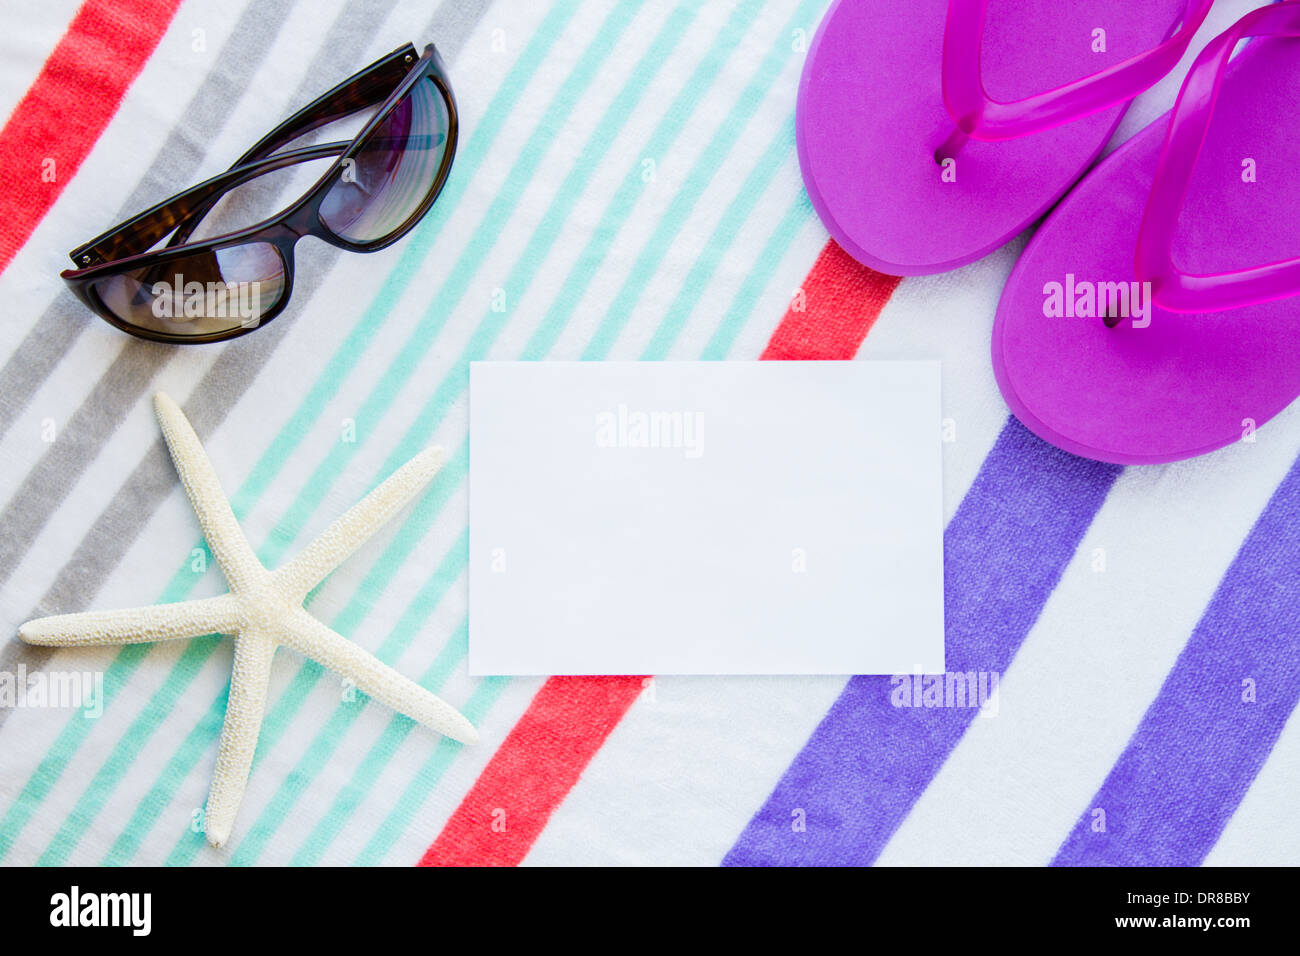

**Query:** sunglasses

left=61, top=43, right=457, bottom=344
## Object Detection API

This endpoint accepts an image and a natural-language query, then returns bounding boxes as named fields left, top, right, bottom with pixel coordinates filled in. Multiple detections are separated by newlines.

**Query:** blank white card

left=468, top=361, right=944, bottom=676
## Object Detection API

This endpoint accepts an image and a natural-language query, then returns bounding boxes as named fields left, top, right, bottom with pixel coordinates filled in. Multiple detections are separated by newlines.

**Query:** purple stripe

left=723, top=419, right=1120, bottom=866
left=1052, top=452, right=1300, bottom=866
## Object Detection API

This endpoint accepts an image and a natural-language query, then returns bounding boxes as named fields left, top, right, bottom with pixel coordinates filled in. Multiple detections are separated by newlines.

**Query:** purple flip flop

left=994, top=2, right=1300, bottom=465
left=797, top=0, right=1212, bottom=275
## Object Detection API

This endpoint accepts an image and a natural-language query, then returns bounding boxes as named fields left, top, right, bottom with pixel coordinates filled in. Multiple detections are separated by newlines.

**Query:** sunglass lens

left=89, top=242, right=286, bottom=338
left=318, top=75, right=451, bottom=244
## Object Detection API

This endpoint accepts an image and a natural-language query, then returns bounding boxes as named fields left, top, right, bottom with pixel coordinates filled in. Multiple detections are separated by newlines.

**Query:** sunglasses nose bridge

left=278, top=207, right=316, bottom=242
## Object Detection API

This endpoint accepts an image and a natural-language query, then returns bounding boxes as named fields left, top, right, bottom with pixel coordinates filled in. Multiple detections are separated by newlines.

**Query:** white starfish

left=19, top=392, right=477, bottom=848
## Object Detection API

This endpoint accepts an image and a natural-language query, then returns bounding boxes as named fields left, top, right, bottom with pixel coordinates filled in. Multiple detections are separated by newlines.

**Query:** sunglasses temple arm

left=161, top=46, right=420, bottom=250
left=69, top=142, right=349, bottom=266
left=233, top=44, right=416, bottom=170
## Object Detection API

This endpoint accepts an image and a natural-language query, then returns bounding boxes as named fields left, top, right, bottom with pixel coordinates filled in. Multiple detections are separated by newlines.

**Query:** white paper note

left=469, top=361, right=944, bottom=676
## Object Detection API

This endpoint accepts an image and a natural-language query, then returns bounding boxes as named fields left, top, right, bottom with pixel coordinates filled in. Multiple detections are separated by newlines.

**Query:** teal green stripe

left=289, top=620, right=470, bottom=866
left=0, top=0, right=583, bottom=866
left=578, top=5, right=808, bottom=361
left=0, top=644, right=148, bottom=860
left=33, top=636, right=223, bottom=866
left=640, top=120, right=795, bottom=359
left=518, top=0, right=767, bottom=362
left=105, top=688, right=227, bottom=866
left=352, top=677, right=509, bottom=867
left=300, top=0, right=820, bottom=867
left=701, top=192, right=813, bottom=359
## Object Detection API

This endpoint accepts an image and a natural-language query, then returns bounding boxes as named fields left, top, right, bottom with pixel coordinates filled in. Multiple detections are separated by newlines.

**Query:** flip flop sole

left=797, top=0, right=1188, bottom=276
left=993, top=34, right=1300, bottom=464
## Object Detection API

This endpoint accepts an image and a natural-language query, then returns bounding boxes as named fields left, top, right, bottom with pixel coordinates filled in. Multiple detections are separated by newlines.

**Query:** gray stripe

left=0, top=0, right=493, bottom=723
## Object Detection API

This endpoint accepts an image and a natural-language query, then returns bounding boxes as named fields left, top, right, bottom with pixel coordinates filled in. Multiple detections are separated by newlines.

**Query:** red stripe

left=762, top=239, right=902, bottom=360
left=0, top=0, right=185, bottom=274
left=420, top=240, right=902, bottom=867
left=419, top=676, right=647, bottom=866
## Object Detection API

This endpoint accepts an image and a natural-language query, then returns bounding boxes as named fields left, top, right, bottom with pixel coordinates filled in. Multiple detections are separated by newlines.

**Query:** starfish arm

left=281, top=607, right=478, bottom=745
left=273, top=447, right=445, bottom=603
left=19, top=594, right=241, bottom=647
left=153, top=393, right=263, bottom=592
left=203, top=626, right=276, bottom=848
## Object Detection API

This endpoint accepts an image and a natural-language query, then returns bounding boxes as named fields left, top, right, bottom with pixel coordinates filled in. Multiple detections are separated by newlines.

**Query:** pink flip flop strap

left=1136, top=1, right=1300, bottom=313
left=942, top=0, right=1214, bottom=141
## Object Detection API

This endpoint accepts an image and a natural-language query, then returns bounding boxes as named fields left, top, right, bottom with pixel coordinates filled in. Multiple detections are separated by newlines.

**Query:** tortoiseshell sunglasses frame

left=60, top=43, right=457, bottom=344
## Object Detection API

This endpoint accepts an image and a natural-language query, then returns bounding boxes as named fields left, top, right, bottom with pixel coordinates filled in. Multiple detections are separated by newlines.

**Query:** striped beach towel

left=0, top=0, right=1295, bottom=867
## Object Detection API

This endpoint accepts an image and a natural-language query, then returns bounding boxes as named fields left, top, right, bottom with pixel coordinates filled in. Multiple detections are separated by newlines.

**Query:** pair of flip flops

left=799, top=0, right=1300, bottom=465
